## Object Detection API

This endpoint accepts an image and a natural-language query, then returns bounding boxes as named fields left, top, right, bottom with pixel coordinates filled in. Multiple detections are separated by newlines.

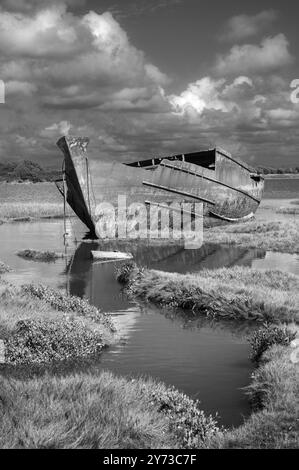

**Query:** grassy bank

left=204, top=220, right=299, bottom=254
left=0, top=328, right=297, bottom=449
left=0, top=371, right=220, bottom=449
left=116, top=263, right=299, bottom=324
left=0, top=281, right=115, bottom=365
left=0, top=372, right=173, bottom=449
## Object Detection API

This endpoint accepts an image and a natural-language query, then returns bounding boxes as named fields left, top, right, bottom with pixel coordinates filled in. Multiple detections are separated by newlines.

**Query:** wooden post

left=0, top=340, right=5, bottom=364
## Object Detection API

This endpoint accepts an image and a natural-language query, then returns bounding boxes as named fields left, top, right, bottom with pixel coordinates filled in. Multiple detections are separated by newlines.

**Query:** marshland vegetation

left=204, top=219, right=299, bottom=254
left=0, top=251, right=298, bottom=447
left=17, top=249, right=66, bottom=262
left=115, top=263, right=299, bottom=449
left=0, top=279, right=115, bottom=365
left=0, top=181, right=298, bottom=448
left=0, top=370, right=221, bottom=449
left=0, top=183, right=64, bottom=221
left=116, top=263, right=299, bottom=324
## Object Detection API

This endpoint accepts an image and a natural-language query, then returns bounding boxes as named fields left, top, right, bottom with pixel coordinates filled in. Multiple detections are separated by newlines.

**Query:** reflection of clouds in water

left=110, top=307, right=141, bottom=341
left=252, top=251, right=299, bottom=276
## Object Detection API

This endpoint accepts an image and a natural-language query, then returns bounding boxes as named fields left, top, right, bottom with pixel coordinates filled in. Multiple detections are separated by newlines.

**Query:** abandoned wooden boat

left=56, top=136, right=264, bottom=237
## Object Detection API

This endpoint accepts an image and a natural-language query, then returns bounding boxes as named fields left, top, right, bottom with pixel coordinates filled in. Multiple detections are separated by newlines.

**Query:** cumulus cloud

left=215, top=34, right=294, bottom=75
left=0, top=5, right=169, bottom=112
left=222, top=10, right=278, bottom=41
left=165, top=72, right=299, bottom=163
left=0, top=5, right=93, bottom=58
left=168, top=76, right=254, bottom=118
left=40, top=121, right=72, bottom=137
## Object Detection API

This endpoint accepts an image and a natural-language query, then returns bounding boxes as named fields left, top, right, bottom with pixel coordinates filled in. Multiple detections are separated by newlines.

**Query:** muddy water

left=0, top=198, right=298, bottom=427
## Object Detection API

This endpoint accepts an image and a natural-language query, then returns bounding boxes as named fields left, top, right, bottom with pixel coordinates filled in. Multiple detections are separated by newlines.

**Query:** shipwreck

left=56, top=136, right=264, bottom=237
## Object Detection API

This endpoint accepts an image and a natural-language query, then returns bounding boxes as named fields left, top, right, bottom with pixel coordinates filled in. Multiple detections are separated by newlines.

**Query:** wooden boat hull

left=57, top=137, right=264, bottom=236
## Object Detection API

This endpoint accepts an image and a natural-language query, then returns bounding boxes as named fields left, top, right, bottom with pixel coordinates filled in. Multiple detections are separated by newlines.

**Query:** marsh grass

left=0, top=182, right=61, bottom=203
left=0, top=262, right=10, bottom=274
left=116, top=264, right=299, bottom=324
left=276, top=207, right=299, bottom=215
left=0, top=371, right=219, bottom=449
left=204, top=220, right=299, bottom=254
left=0, top=203, right=64, bottom=221
left=0, top=282, right=115, bottom=364
left=249, top=324, right=297, bottom=362
left=0, top=183, right=65, bottom=221
left=17, top=249, right=65, bottom=262
left=21, top=284, right=114, bottom=331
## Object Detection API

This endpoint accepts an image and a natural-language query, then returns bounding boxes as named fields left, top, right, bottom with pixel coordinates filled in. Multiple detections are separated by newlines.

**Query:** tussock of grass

left=5, top=318, right=103, bottom=365
left=290, top=200, right=299, bottom=205
left=21, top=284, right=114, bottom=331
left=209, top=339, right=299, bottom=449
left=0, top=283, right=115, bottom=364
left=249, top=324, right=297, bottom=362
left=116, top=264, right=299, bottom=323
left=143, top=382, right=220, bottom=447
left=17, top=249, right=65, bottom=262
left=204, top=220, right=299, bottom=254
left=0, top=371, right=220, bottom=449
left=0, top=202, right=64, bottom=221
left=0, top=262, right=10, bottom=274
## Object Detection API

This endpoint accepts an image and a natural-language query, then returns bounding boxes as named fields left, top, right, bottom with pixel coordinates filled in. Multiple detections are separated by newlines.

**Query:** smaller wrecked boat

left=91, top=251, right=133, bottom=261
left=56, top=136, right=264, bottom=238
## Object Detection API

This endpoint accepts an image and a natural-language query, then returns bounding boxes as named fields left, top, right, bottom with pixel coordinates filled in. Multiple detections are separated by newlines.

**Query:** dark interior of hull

left=126, top=149, right=216, bottom=171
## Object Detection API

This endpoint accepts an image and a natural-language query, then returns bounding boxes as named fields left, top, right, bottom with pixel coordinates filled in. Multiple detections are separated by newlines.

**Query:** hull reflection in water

left=66, top=240, right=266, bottom=311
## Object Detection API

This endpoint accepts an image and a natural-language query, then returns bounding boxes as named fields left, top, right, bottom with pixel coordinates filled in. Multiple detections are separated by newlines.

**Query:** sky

left=0, top=0, right=299, bottom=168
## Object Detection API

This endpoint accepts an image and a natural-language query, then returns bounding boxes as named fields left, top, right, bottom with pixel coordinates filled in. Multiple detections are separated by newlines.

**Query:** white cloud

left=41, top=121, right=72, bottom=137
left=0, top=5, right=91, bottom=58
left=168, top=76, right=254, bottom=118
left=0, top=6, right=169, bottom=111
left=222, top=10, right=278, bottom=41
left=215, top=34, right=293, bottom=75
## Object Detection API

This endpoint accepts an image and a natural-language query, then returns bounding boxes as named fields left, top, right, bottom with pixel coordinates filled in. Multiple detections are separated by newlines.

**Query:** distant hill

left=258, top=166, right=299, bottom=175
left=0, top=160, right=60, bottom=182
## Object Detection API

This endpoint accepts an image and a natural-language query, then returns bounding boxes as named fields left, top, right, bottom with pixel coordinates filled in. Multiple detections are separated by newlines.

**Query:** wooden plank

left=145, top=201, right=203, bottom=218
left=142, top=181, right=215, bottom=205
left=160, top=161, right=261, bottom=203
left=0, top=340, right=5, bottom=364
